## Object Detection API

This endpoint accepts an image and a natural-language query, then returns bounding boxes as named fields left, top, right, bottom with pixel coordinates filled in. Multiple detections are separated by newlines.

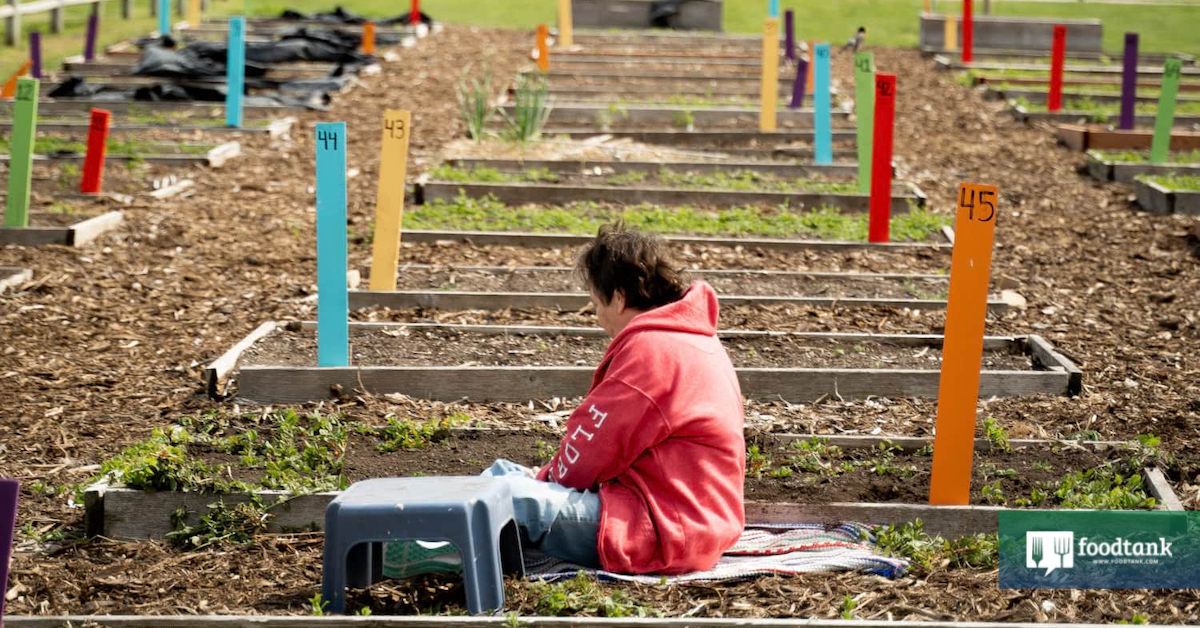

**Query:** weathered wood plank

left=1056, top=124, right=1200, bottom=152
left=205, top=321, right=278, bottom=398
left=1009, top=102, right=1200, bottom=128
left=1024, top=335, right=1083, bottom=395
left=346, top=289, right=1003, bottom=313
left=1085, top=157, right=1200, bottom=184
left=539, top=128, right=859, bottom=146
left=69, top=210, right=124, bottom=246
left=0, top=99, right=304, bottom=116
left=445, top=158, right=861, bottom=178
left=0, top=211, right=122, bottom=247
left=418, top=182, right=920, bottom=213
left=770, top=433, right=1131, bottom=453
left=0, top=266, right=31, bottom=293
left=1144, top=467, right=1185, bottom=512
left=497, top=104, right=846, bottom=126
left=400, top=229, right=951, bottom=252
left=0, top=119, right=293, bottom=136
left=1134, top=177, right=1175, bottom=215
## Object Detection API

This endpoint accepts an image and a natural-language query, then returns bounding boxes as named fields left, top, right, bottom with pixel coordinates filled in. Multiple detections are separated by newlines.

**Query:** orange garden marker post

left=80, top=108, right=112, bottom=194
left=806, top=40, right=815, bottom=92
left=1047, top=25, right=1066, bottom=112
left=868, top=74, right=895, bottom=243
left=759, top=16, right=780, bottom=132
left=558, top=0, right=573, bottom=48
left=929, top=183, right=1000, bottom=505
left=363, top=22, right=376, bottom=55
left=1, top=61, right=33, bottom=99
left=368, top=110, right=413, bottom=291
left=536, top=24, right=550, bottom=72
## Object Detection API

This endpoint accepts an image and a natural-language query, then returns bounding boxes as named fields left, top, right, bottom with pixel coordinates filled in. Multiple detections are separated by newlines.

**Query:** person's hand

left=526, top=466, right=540, bottom=478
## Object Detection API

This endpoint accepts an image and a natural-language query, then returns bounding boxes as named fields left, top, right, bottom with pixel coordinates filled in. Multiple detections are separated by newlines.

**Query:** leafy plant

left=982, top=416, right=1012, bottom=452
left=166, top=497, right=272, bottom=551
left=376, top=414, right=464, bottom=453
left=504, top=72, right=553, bottom=142
left=309, top=593, right=328, bottom=616
left=746, top=445, right=773, bottom=479
left=456, top=67, right=493, bottom=141
left=529, top=572, right=659, bottom=617
left=980, top=480, right=1007, bottom=505
left=874, top=520, right=998, bottom=573
left=839, top=595, right=858, bottom=619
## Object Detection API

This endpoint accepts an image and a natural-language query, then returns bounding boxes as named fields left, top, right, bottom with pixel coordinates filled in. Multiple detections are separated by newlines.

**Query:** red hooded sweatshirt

left=536, top=281, right=745, bottom=574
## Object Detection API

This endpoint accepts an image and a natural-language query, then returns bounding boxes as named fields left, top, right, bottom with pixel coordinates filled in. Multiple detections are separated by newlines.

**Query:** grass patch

left=408, top=194, right=949, bottom=242
left=1092, top=149, right=1200, bottom=164
left=1139, top=174, right=1200, bottom=191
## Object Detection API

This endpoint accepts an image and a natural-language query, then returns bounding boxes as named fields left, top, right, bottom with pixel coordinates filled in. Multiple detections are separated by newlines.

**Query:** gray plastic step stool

left=321, top=476, right=524, bottom=615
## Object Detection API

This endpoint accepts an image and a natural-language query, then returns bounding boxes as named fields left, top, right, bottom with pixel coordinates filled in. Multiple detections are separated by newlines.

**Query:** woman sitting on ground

left=484, top=222, right=746, bottom=574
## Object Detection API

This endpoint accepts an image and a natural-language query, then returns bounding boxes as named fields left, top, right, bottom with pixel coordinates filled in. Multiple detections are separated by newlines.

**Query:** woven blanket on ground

left=524, top=523, right=909, bottom=583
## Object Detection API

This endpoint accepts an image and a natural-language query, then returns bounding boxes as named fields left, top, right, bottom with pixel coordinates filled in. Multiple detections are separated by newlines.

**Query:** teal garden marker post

left=854, top=51, right=875, bottom=193
left=1149, top=59, right=1182, bottom=164
left=158, top=0, right=170, bottom=35
left=315, top=122, right=349, bottom=367
left=814, top=43, right=833, bottom=165
left=226, top=17, right=246, bottom=127
left=5, top=78, right=39, bottom=228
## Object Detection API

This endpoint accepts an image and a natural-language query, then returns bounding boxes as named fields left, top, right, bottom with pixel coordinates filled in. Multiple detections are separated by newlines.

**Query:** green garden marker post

left=1149, top=59, right=1182, bottom=164
left=5, top=78, right=39, bottom=228
left=854, top=51, right=875, bottom=194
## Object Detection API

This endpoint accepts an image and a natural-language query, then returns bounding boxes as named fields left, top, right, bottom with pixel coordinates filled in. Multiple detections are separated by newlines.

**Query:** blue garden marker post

left=768, top=0, right=779, bottom=18
left=225, top=17, right=245, bottom=127
left=158, top=0, right=170, bottom=35
left=0, top=479, right=18, bottom=624
left=814, top=43, right=833, bottom=165
left=315, top=122, right=349, bottom=367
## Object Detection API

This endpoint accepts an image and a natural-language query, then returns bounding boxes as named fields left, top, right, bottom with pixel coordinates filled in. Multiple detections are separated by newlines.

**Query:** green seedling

left=529, top=572, right=659, bottom=617
left=874, top=520, right=998, bottom=573
left=839, top=595, right=858, bottom=619
left=457, top=66, right=494, bottom=141
left=981, top=416, right=1012, bottom=452
left=504, top=72, right=553, bottom=142
left=167, top=497, right=271, bottom=551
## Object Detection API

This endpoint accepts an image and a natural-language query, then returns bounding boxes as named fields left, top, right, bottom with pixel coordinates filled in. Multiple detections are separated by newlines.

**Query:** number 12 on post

left=928, top=183, right=999, bottom=506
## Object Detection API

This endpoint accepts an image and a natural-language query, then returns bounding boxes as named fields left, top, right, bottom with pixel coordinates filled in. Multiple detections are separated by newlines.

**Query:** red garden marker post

left=961, top=0, right=974, bottom=63
left=410, top=0, right=420, bottom=25
left=0, top=479, right=19, bottom=624
left=868, top=74, right=896, bottom=244
left=1048, top=25, right=1066, bottom=112
left=80, top=108, right=112, bottom=194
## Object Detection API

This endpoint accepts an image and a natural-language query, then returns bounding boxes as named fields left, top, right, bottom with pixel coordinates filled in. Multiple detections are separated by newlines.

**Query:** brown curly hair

left=577, top=222, right=689, bottom=309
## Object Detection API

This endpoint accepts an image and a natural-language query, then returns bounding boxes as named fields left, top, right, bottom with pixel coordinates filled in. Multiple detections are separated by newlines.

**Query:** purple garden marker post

left=85, top=10, right=100, bottom=61
left=784, top=10, right=795, bottom=61
left=1119, top=32, right=1139, bottom=130
left=789, top=57, right=808, bottom=109
left=30, top=33, right=41, bottom=78
left=0, top=479, right=19, bottom=624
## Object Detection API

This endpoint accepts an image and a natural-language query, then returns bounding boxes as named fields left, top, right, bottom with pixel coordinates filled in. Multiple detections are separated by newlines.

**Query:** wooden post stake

left=5, top=78, right=38, bottom=228
left=84, top=10, right=99, bottom=61
left=1047, top=25, right=1066, bottom=112
left=814, top=43, right=832, bottom=164
left=944, top=15, right=956, bottom=52
left=868, top=74, right=895, bottom=243
left=928, top=182, right=999, bottom=505
left=362, top=22, right=375, bottom=55
left=783, top=9, right=794, bottom=61
left=789, top=57, right=808, bottom=109
left=1150, top=59, right=1182, bottom=164
left=369, top=110, right=413, bottom=291
left=29, top=32, right=41, bottom=78
left=1119, top=32, right=1138, bottom=131
left=225, top=16, right=245, bottom=127
left=536, top=24, right=550, bottom=72
left=0, top=479, right=18, bottom=625
left=962, top=0, right=973, bottom=63
left=158, top=0, right=170, bottom=35
left=80, top=108, right=112, bottom=194
left=759, top=17, right=780, bottom=132
left=186, top=0, right=201, bottom=26
left=0, top=60, right=31, bottom=99
left=558, top=0, right=573, bottom=48
left=854, top=51, right=875, bottom=194
left=924, top=0, right=931, bottom=13
left=315, top=122, right=349, bottom=367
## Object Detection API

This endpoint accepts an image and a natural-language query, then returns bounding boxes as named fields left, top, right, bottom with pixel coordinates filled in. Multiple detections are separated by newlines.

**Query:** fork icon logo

left=1027, top=531, right=1075, bottom=575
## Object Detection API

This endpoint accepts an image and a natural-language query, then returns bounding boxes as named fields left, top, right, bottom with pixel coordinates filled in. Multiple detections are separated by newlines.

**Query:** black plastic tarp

left=130, top=29, right=375, bottom=79
left=279, top=5, right=434, bottom=26
left=47, top=76, right=331, bottom=109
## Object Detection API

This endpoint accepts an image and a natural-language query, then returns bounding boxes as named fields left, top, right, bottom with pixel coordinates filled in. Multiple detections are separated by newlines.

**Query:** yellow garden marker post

left=929, top=182, right=999, bottom=506
left=558, top=0, right=573, bottom=48
left=368, top=110, right=413, bottom=291
left=186, top=0, right=201, bottom=27
left=944, top=15, right=957, bottom=52
left=759, top=16, right=780, bottom=132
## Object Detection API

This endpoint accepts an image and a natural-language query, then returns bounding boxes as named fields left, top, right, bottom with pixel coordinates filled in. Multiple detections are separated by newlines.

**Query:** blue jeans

left=482, top=459, right=602, bottom=568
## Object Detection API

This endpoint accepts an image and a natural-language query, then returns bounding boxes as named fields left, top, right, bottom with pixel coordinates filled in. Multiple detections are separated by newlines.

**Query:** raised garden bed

left=0, top=117, right=294, bottom=137
left=935, top=56, right=1200, bottom=77
left=0, top=98, right=306, bottom=117
left=1, top=140, right=241, bottom=167
left=967, top=72, right=1200, bottom=92
left=571, top=0, right=721, bottom=31
left=1085, top=149, right=1200, bottom=183
left=987, top=86, right=1198, bottom=105
left=546, top=84, right=792, bottom=100
left=0, top=210, right=122, bottom=246
left=83, top=423, right=1174, bottom=541
left=1055, top=123, right=1200, bottom=152
left=444, top=158, right=861, bottom=179
left=536, top=128, right=857, bottom=148
left=920, top=14, right=1103, bottom=54
left=212, top=322, right=1082, bottom=405
left=0, top=266, right=31, bottom=293
left=496, top=103, right=848, bottom=128
left=1009, top=100, right=1200, bottom=127
left=540, top=69, right=797, bottom=86
left=349, top=265, right=1007, bottom=312
left=1134, top=175, right=1200, bottom=215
